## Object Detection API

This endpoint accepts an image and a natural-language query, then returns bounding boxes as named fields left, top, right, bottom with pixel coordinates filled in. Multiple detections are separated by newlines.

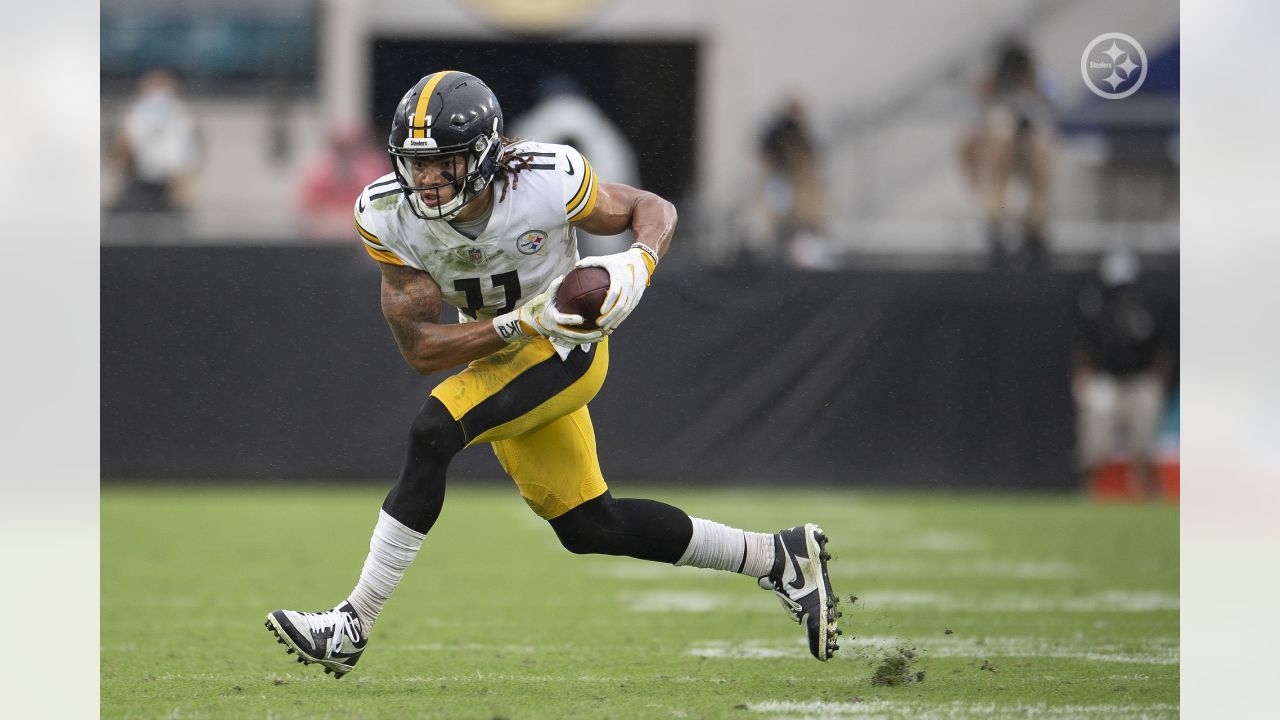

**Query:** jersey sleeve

left=559, top=145, right=600, bottom=224
left=353, top=187, right=406, bottom=266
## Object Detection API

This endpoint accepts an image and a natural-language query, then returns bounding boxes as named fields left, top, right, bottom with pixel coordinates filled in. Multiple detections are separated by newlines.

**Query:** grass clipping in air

left=871, top=647, right=926, bottom=686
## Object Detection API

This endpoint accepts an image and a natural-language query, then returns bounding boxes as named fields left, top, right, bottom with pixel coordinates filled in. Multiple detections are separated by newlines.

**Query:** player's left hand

left=493, top=276, right=605, bottom=346
left=575, top=246, right=656, bottom=332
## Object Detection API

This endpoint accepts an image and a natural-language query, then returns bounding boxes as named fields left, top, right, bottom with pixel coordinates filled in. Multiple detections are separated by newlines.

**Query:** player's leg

left=981, top=106, right=1016, bottom=268
left=350, top=339, right=606, bottom=618
left=1122, top=373, right=1167, bottom=496
left=265, top=395, right=464, bottom=677
left=550, top=490, right=691, bottom=563
left=344, top=396, right=465, bottom=626
left=1020, top=129, right=1053, bottom=269
left=266, top=337, right=596, bottom=677
left=494, top=406, right=839, bottom=661
left=1076, top=372, right=1120, bottom=484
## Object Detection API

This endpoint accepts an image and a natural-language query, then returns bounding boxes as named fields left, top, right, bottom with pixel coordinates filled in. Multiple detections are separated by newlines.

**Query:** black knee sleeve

left=549, top=491, right=693, bottom=564
left=381, top=397, right=465, bottom=533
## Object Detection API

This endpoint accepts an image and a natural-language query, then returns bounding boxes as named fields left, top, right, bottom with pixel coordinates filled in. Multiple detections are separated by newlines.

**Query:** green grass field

left=102, top=484, right=1178, bottom=719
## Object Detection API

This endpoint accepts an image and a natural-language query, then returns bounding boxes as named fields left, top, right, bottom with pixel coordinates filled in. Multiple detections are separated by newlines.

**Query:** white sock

left=346, top=510, right=425, bottom=629
left=675, top=517, right=776, bottom=577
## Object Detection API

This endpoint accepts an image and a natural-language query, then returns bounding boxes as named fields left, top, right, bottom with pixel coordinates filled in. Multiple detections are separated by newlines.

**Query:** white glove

left=492, top=275, right=605, bottom=346
left=576, top=245, right=657, bottom=333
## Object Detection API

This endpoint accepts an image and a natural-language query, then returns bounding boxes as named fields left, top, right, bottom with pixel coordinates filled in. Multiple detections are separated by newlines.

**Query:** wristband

left=630, top=242, right=659, bottom=275
left=492, top=311, right=532, bottom=343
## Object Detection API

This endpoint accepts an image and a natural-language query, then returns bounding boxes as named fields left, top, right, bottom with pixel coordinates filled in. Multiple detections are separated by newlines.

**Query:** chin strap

left=472, top=121, right=502, bottom=192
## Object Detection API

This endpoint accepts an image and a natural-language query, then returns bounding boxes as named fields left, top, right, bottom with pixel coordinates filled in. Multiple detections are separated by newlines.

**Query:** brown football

left=554, top=266, right=611, bottom=329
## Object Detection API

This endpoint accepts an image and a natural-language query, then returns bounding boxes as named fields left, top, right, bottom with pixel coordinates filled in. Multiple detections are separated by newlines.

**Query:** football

left=555, top=266, right=611, bottom=329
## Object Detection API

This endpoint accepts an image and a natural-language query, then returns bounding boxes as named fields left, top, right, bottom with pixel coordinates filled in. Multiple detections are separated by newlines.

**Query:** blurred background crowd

left=101, top=0, right=1179, bottom=497
left=100, top=0, right=1179, bottom=263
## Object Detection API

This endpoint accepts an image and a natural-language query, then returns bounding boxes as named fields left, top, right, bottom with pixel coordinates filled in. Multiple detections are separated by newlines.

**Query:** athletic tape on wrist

left=492, top=313, right=529, bottom=342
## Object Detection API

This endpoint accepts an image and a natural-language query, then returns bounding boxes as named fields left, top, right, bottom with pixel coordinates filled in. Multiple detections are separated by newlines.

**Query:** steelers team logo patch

left=516, top=230, right=547, bottom=255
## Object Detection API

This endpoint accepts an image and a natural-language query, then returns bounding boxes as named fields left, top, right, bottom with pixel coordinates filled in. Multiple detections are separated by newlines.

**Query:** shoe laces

left=299, top=606, right=364, bottom=653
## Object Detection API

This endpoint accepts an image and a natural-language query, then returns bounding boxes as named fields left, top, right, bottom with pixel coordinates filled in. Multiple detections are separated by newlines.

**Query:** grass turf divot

left=871, top=647, right=926, bottom=686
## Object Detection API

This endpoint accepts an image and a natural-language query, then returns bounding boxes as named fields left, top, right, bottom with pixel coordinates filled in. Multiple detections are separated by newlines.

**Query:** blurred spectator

left=512, top=74, right=640, bottom=256
left=753, top=98, right=833, bottom=269
left=106, top=69, right=204, bottom=240
left=959, top=40, right=1056, bottom=271
left=297, top=122, right=389, bottom=242
left=1072, top=250, right=1172, bottom=497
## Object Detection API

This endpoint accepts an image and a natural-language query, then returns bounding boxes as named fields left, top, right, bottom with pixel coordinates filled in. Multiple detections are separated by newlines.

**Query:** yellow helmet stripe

left=412, top=71, right=458, bottom=139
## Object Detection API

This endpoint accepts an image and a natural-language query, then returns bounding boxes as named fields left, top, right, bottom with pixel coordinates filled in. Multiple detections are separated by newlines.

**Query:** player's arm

left=572, top=181, right=677, bottom=331
left=379, top=263, right=510, bottom=375
left=576, top=181, right=678, bottom=261
left=380, top=263, right=603, bottom=374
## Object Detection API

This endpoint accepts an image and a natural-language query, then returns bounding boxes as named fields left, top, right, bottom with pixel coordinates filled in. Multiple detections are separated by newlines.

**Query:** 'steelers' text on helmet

left=388, top=71, right=504, bottom=220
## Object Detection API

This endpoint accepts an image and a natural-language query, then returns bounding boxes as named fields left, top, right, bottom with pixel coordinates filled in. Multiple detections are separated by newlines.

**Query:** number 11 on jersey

left=455, top=270, right=521, bottom=319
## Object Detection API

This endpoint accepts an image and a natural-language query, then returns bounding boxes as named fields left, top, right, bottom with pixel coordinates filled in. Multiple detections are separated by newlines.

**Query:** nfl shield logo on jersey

left=467, top=248, right=485, bottom=264
left=516, top=230, right=547, bottom=255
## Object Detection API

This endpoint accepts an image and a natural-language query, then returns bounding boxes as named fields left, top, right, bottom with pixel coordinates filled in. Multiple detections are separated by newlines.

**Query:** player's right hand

left=576, top=247, right=655, bottom=334
left=492, top=277, right=605, bottom=346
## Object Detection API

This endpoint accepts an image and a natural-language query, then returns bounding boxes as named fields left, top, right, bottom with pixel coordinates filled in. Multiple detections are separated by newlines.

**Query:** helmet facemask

left=390, top=119, right=502, bottom=221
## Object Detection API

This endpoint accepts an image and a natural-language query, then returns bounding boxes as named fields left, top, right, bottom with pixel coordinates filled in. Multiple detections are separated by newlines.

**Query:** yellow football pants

left=430, top=337, right=610, bottom=519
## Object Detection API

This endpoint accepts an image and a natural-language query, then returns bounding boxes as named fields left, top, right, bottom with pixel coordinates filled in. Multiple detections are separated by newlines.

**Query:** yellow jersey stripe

left=432, top=341, right=558, bottom=422
left=468, top=339, right=609, bottom=449
left=565, top=157, right=594, bottom=212
left=567, top=171, right=599, bottom=223
left=363, top=244, right=405, bottom=266
left=412, top=71, right=457, bottom=139
left=354, top=215, right=387, bottom=249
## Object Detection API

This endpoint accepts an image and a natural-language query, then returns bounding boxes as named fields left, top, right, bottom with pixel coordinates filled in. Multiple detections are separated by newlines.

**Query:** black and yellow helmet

left=388, top=71, right=504, bottom=220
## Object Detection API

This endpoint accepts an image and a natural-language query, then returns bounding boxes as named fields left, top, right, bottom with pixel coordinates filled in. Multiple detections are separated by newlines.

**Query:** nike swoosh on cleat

left=565, top=156, right=575, bottom=175
left=785, top=543, right=807, bottom=591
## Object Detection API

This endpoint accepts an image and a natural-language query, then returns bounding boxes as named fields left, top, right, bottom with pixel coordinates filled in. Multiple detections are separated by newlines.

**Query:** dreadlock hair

left=493, top=136, right=536, bottom=203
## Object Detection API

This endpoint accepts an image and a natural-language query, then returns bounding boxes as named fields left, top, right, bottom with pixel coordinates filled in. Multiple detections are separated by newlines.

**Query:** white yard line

left=385, top=642, right=541, bottom=654
left=748, top=699, right=1179, bottom=720
left=370, top=672, right=720, bottom=684
left=588, top=561, right=691, bottom=580
left=142, top=671, right=729, bottom=685
left=687, top=641, right=809, bottom=659
left=848, top=558, right=1084, bottom=579
left=854, top=589, right=950, bottom=606
left=689, top=635, right=1179, bottom=665
left=857, top=589, right=1178, bottom=612
left=615, top=587, right=1176, bottom=615
left=619, top=590, right=773, bottom=613
left=848, top=635, right=1179, bottom=665
left=897, top=530, right=988, bottom=553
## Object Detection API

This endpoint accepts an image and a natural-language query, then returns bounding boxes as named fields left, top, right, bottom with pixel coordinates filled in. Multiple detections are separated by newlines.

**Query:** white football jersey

left=353, top=141, right=600, bottom=322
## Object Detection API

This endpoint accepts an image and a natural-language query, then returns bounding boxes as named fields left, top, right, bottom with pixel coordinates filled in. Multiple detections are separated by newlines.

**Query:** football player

left=265, top=71, right=840, bottom=677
